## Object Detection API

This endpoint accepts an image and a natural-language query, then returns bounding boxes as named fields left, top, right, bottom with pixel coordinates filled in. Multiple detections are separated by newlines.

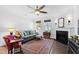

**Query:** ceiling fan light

left=35, top=11, right=40, bottom=15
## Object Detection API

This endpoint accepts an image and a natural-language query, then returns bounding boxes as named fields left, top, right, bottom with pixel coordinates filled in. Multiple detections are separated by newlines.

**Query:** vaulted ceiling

left=0, top=5, right=73, bottom=19
left=0, top=5, right=73, bottom=31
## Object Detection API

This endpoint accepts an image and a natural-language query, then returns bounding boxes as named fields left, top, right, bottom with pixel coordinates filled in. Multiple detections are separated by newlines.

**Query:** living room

left=0, top=5, right=79, bottom=54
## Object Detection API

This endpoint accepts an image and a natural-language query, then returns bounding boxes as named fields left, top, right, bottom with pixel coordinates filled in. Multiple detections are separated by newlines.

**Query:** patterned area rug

left=22, top=39, right=54, bottom=54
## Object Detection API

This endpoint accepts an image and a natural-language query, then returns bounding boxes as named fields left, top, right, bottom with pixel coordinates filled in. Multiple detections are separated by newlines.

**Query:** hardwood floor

left=0, top=38, right=68, bottom=54
left=50, top=40, right=68, bottom=54
left=0, top=46, right=7, bottom=54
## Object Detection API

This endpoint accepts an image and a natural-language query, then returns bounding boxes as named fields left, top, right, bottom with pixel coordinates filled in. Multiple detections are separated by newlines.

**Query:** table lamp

left=8, top=28, right=14, bottom=35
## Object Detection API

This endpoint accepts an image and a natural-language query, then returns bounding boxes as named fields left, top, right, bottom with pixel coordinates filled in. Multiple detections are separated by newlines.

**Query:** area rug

left=22, top=39, right=54, bottom=54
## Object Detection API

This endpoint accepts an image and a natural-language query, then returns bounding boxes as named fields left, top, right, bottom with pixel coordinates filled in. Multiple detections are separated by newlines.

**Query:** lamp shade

left=8, top=28, right=14, bottom=32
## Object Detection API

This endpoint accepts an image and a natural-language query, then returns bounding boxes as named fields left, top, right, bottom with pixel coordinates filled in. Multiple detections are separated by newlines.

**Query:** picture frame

left=58, top=17, right=64, bottom=28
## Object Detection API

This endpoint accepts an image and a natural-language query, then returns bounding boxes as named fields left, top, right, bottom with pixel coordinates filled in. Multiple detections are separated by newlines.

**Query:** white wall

left=73, top=6, right=79, bottom=35
left=34, top=5, right=78, bottom=39
left=1, top=5, right=79, bottom=46
left=0, top=6, right=34, bottom=46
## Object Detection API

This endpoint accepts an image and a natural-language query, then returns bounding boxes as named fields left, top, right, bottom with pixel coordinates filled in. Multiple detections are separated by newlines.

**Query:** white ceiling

left=0, top=5, right=73, bottom=19
left=0, top=5, right=73, bottom=31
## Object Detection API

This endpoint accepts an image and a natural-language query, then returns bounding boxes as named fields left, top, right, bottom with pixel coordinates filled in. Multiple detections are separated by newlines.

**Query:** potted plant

left=70, top=36, right=75, bottom=41
left=74, top=35, right=78, bottom=43
left=70, top=35, right=79, bottom=44
left=70, top=36, right=74, bottom=40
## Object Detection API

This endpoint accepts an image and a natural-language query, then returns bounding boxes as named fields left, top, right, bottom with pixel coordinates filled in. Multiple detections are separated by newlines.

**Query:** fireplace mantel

left=56, top=28, right=70, bottom=31
left=56, top=31, right=68, bottom=44
left=56, top=28, right=70, bottom=38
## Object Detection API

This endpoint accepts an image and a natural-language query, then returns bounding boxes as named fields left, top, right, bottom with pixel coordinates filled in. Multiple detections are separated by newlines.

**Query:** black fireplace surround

left=56, top=31, right=68, bottom=45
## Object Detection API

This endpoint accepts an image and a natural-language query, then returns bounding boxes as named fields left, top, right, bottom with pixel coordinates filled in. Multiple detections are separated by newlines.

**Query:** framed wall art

left=58, top=17, right=64, bottom=28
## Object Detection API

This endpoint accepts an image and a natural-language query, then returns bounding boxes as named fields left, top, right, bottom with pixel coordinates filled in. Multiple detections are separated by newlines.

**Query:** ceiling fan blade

left=39, top=11, right=47, bottom=14
left=27, top=6, right=35, bottom=10
left=39, top=5, right=45, bottom=10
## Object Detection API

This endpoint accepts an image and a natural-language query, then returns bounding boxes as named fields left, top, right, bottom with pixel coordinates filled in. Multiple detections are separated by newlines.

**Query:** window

left=36, top=21, right=41, bottom=30
left=44, top=20, right=51, bottom=32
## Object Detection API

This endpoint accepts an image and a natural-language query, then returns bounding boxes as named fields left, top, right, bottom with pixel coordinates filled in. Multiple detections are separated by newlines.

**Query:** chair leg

left=8, top=50, right=10, bottom=54
left=8, top=48, right=14, bottom=54
left=20, top=47, right=23, bottom=53
left=8, top=50, right=12, bottom=54
left=11, top=49, right=13, bottom=54
left=13, top=48, right=15, bottom=54
left=20, top=47, right=21, bottom=52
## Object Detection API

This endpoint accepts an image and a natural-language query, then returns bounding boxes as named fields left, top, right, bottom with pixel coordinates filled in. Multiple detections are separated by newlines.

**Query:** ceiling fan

left=27, top=5, right=47, bottom=15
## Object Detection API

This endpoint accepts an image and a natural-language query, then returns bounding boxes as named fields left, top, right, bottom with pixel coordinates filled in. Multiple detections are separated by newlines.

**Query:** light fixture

left=68, top=20, right=71, bottom=24
left=8, top=27, right=14, bottom=35
left=55, top=20, right=58, bottom=25
left=68, top=17, right=72, bottom=24
left=8, top=28, right=14, bottom=32
left=66, top=15, right=72, bottom=24
left=35, top=11, right=40, bottom=15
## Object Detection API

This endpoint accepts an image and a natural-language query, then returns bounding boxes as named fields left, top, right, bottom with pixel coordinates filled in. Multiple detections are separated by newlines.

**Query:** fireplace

left=56, top=31, right=68, bottom=45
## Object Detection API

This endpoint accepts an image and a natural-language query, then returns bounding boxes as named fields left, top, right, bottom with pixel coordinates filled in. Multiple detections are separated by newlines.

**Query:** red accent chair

left=3, top=35, right=22, bottom=54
